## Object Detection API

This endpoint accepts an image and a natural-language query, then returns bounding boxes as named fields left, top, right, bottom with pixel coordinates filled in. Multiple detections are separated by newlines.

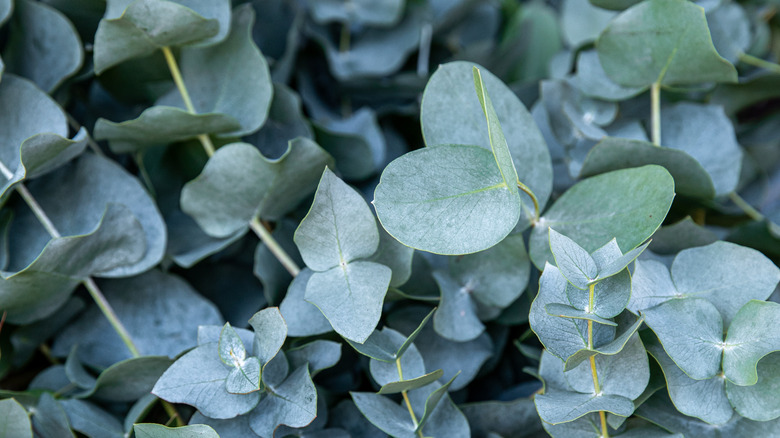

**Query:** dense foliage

left=1, top=0, right=780, bottom=437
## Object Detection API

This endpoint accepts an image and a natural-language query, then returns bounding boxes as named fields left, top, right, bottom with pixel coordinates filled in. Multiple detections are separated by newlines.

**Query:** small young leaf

left=374, top=144, right=521, bottom=255
left=432, top=271, right=485, bottom=342
left=596, top=0, right=737, bottom=87
left=0, top=398, right=32, bottom=438
left=219, top=323, right=247, bottom=367
left=549, top=228, right=598, bottom=289
left=415, top=374, right=459, bottom=432
left=544, top=303, right=617, bottom=326
left=369, top=329, right=426, bottom=387
left=225, top=357, right=261, bottom=394
left=248, top=307, right=287, bottom=366
left=134, top=424, right=220, bottom=438
left=377, top=370, right=445, bottom=395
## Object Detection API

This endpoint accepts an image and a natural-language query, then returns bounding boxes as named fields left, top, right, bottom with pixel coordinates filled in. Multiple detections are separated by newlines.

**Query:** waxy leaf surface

left=0, top=398, right=32, bottom=438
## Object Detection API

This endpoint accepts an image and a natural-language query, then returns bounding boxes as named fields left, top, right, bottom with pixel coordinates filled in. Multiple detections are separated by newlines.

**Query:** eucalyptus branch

left=588, top=283, right=609, bottom=438
left=729, top=192, right=765, bottom=222
left=396, top=357, right=424, bottom=438
left=651, top=82, right=661, bottom=147
left=162, top=46, right=300, bottom=277
left=738, top=53, right=780, bottom=75
left=0, top=160, right=140, bottom=357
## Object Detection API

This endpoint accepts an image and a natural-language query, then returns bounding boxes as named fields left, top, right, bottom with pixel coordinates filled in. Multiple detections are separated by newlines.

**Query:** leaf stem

left=339, top=23, right=350, bottom=53
left=517, top=180, right=540, bottom=223
left=161, top=46, right=216, bottom=156
left=651, top=82, right=661, bottom=146
left=738, top=53, right=780, bottom=75
left=0, top=160, right=140, bottom=358
left=729, top=192, right=764, bottom=222
left=587, top=283, right=609, bottom=438
left=249, top=217, right=301, bottom=277
left=83, top=278, right=140, bottom=357
left=396, top=357, right=424, bottom=438
left=161, top=399, right=183, bottom=427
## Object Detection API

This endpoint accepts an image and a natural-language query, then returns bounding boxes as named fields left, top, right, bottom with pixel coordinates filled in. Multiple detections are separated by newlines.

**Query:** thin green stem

left=161, top=46, right=216, bottom=156
left=587, top=283, right=608, bottom=438
left=249, top=217, right=301, bottom=277
left=729, top=192, right=765, bottom=222
left=396, top=357, right=424, bottom=438
left=83, top=278, right=140, bottom=357
left=339, top=23, right=351, bottom=53
left=0, top=160, right=140, bottom=358
left=161, top=400, right=183, bottom=427
left=517, top=180, right=540, bottom=223
left=739, top=53, right=780, bottom=75
left=651, top=82, right=661, bottom=146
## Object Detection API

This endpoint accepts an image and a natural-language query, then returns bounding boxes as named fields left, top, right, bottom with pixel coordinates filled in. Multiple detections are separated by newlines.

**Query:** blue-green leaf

left=723, top=300, right=780, bottom=386
left=134, top=424, right=220, bottom=438
left=248, top=366, right=317, bottom=438
left=248, top=307, right=287, bottom=366
left=0, top=398, right=32, bottom=438
left=549, top=228, right=598, bottom=290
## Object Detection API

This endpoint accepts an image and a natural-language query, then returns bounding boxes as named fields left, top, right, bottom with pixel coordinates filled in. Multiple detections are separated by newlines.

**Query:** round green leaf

left=307, top=0, right=404, bottom=26
left=248, top=307, right=287, bottom=366
left=726, top=351, right=780, bottom=421
left=432, top=271, right=484, bottom=342
left=421, top=61, right=552, bottom=219
left=596, top=0, right=737, bottom=87
left=529, top=165, right=674, bottom=269
left=580, top=137, right=716, bottom=199
left=374, top=144, right=521, bottom=255
left=571, top=50, right=646, bottom=101
left=248, top=365, right=317, bottom=438
left=279, top=268, right=333, bottom=337
left=723, top=300, right=780, bottom=386
left=134, top=424, right=220, bottom=438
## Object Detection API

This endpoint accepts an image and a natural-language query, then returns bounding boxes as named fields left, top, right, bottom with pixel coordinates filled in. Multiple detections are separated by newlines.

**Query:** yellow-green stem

left=161, top=400, right=183, bottom=427
left=651, top=82, right=661, bottom=146
left=396, top=357, right=424, bottom=438
left=517, top=180, right=540, bottom=223
left=587, top=283, right=608, bottom=438
left=340, top=23, right=351, bottom=53
left=739, top=52, right=780, bottom=75
left=250, top=217, right=301, bottom=277
left=729, top=192, right=765, bottom=222
left=0, top=161, right=140, bottom=357
left=161, top=46, right=216, bottom=156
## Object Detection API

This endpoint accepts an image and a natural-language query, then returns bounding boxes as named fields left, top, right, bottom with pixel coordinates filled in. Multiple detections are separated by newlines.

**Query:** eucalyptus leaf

left=0, top=398, right=32, bottom=438
left=75, top=356, right=174, bottom=402
left=579, top=137, right=716, bottom=199
left=0, top=203, right=145, bottom=324
left=0, top=0, right=10, bottom=25
left=32, top=393, right=75, bottom=438
left=348, top=308, right=434, bottom=362
left=561, top=0, right=616, bottom=48
left=187, top=412, right=255, bottom=438
left=295, top=167, right=379, bottom=271
left=134, top=424, right=220, bottom=438
left=535, top=390, right=634, bottom=424
left=60, top=399, right=124, bottom=438
left=219, top=322, right=247, bottom=367
left=311, top=108, right=385, bottom=182
left=378, top=370, right=445, bottom=395
left=723, top=300, right=780, bottom=386
left=93, top=107, right=241, bottom=153
left=351, top=391, right=416, bottom=438
left=528, top=165, right=674, bottom=268
left=245, top=82, right=313, bottom=159
left=707, top=2, right=751, bottom=64
left=368, top=328, right=426, bottom=386
left=644, top=332, right=733, bottom=425
left=544, top=303, right=617, bottom=326
left=93, top=0, right=226, bottom=74
left=306, top=261, right=391, bottom=344
left=152, top=342, right=260, bottom=419
left=726, top=351, right=780, bottom=421
left=571, top=51, right=645, bottom=101
left=156, top=4, right=272, bottom=137
left=596, top=0, right=737, bottom=88
left=225, top=357, right=262, bottom=394
left=368, top=227, right=415, bottom=288
left=660, top=103, right=742, bottom=197
left=549, top=228, right=598, bottom=289
left=432, top=271, right=484, bottom=342
left=248, top=307, right=287, bottom=366
left=374, top=144, right=521, bottom=255
left=287, top=340, right=342, bottom=375
left=461, top=398, right=544, bottom=438
left=249, top=365, right=317, bottom=438
left=420, top=61, right=552, bottom=221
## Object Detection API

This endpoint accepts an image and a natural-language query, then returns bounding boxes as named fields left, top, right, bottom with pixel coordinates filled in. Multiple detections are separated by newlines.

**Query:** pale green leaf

left=3, top=0, right=82, bottom=92
left=561, top=0, right=616, bottom=48
left=351, top=392, right=416, bottom=438
left=60, top=399, right=124, bottom=438
left=374, top=144, right=521, bottom=255
left=549, top=228, right=598, bottom=289
left=368, top=227, right=415, bottom=288
left=225, top=357, right=261, bottom=394
left=529, top=165, right=674, bottom=268
left=596, top=0, right=737, bottom=87
left=93, top=0, right=226, bottom=73
left=378, top=370, right=445, bottom=395
left=306, top=261, right=391, bottom=343
left=369, top=328, right=426, bottom=387
left=723, top=300, right=780, bottom=386
left=645, top=333, right=733, bottom=425
left=726, top=351, right=780, bottom=421
left=307, top=0, right=404, bottom=26
left=279, top=269, right=332, bottom=337
left=219, top=323, right=247, bottom=367
left=421, top=61, right=552, bottom=221
left=32, top=393, right=74, bottom=438
left=155, top=4, right=272, bottom=137
left=0, top=398, right=32, bottom=438
left=75, top=356, right=174, bottom=402
left=544, top=303, right=617, bottom=326
left=432, top=271, right=484, bottom=342
left=295, top=167, right=379, bottom=271
left=535, top=390, right=635, bottom=424
left=93, top=107, right=240, bottom=153
left=347, top=308, right=435, bottom=362
left=287, top=340, right=342, bottom=375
